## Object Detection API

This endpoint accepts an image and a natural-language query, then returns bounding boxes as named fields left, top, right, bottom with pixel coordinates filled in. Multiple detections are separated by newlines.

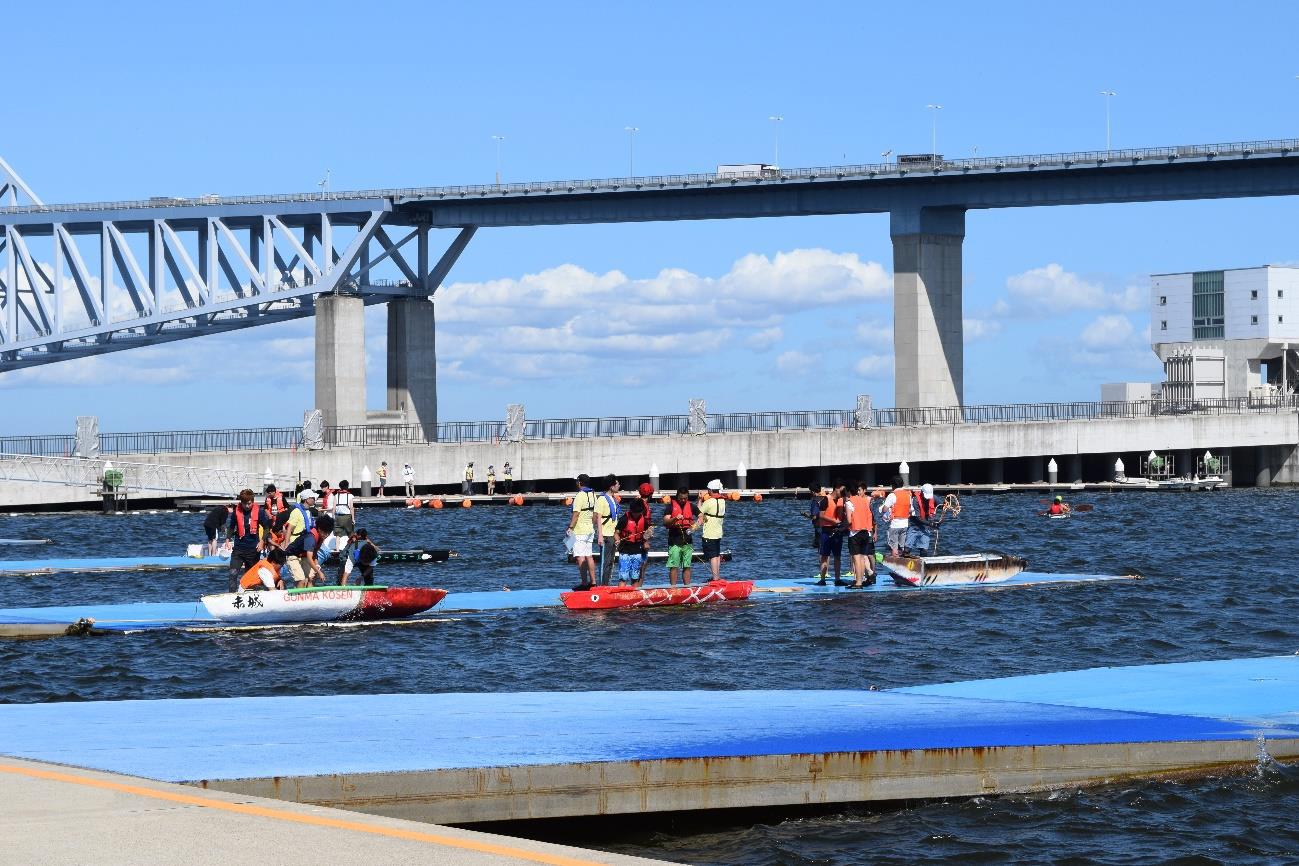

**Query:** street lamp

left=768, top=115, right=783, bottom=167
left=1100, top=90, right=1117, bottom=151
left=624, top=126, right=639, bottom=176
left=926, top=104, right=943, bottom=157
left=491, top=134, right=505, bottom=186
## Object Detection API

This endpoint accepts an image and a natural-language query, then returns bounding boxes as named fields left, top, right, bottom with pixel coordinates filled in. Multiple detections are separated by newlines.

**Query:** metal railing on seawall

left=2, top=396, right=1296, bottom=458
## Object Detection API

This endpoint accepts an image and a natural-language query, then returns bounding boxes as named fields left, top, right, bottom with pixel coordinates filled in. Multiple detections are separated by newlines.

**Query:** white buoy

left=263, top=467, right=273, bottom=487
left=736, top=461, right=747, bottom=491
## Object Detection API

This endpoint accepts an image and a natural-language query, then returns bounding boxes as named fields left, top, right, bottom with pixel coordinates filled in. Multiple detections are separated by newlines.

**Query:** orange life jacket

left=264, top=491, right=285, bottom=517
left=818, top=494, right=844, bottom=528
left=913, top=492, right=936, bottom=521
left=669, top=499, right=694, bottom=527
left=620, top=512, right=648, bottom=544
left=891, top=488, right=912, bottom=520
left=240, top=560, right=279, bottom=591
left=1048, top=502, right=1065, bottom=515
left=848, top=494, right=874, bottom=532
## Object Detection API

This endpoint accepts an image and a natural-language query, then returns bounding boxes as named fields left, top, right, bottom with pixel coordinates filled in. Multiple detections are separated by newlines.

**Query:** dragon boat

left=878, top=553, right=1027, bottom=587
left=560, top=579, right=754, bottom=610
left=200, top=586, right=447, bottom=625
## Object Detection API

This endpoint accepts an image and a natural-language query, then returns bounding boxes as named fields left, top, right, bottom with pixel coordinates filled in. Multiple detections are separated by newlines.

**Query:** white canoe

left=200, top=586, right=447, bottom=625
left=879, top=552, right=1027, bottom=587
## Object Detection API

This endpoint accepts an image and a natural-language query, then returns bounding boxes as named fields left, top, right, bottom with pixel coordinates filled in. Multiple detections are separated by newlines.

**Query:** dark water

left=2, top=490, right=1298, bottom=864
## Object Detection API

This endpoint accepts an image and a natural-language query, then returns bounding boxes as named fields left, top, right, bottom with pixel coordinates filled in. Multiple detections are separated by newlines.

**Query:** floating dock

left=0, top=571, right=1139, bottom=636
left=0, top=655, right=1293, bottom=825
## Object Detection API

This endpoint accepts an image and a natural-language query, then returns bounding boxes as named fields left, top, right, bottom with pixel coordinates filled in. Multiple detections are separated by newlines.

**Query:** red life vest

left=233, top=504, right=261, bottom=539
left=621, top=513, right=648, bottom=544
left=669, top=499, right=694, bottom=527
left=912, top=492, right=935, bottom=520
left=847, top=494, right=874, bottom=532
left=264, top=491, right=285, bottom=517
left=1048, top=503, right=1065, bottom=515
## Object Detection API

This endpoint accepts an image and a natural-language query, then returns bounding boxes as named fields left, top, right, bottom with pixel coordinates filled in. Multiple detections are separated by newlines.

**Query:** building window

left=1252, top=315, right=1259, bottom=325
left=1251, top=290, right=1259, bottom=299
left=1160, top=320, right=1167, bottom=330
left=1192, top=270, right=1225, bottom=339
left=1159, top=295, right=1167, bottom=306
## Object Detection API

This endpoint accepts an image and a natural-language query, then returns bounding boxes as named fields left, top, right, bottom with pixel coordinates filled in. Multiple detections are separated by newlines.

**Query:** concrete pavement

left=0, top=757, right=664, bottom=866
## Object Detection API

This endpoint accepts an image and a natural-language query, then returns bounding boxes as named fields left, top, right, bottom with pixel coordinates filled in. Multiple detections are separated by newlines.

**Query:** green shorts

left=666, top=543, right=694, bottom=569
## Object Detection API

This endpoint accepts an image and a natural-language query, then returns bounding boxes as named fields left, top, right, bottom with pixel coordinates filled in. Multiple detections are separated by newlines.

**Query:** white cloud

left=436, top=249, right=891, bottom=385
left=1112, top=284, right=1146, bottom=312
left=776, top=350, right=815, bottom=376
left=964, top=318, right=1003, bottom=341
left=1080, top=314, right=1136, bottom=349
left=854, top=354, right=892, bottom=377
left=1006, top=263, right=1109, bottom=311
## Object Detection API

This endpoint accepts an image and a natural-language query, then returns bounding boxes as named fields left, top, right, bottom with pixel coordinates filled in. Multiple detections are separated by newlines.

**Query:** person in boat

left=263, top=484, right=286, bottom=521
left=226, top=489, right=271, bottom=593
left=882, top=477, right=912, bottom=558
left=594, top=475, right=622, bottom=586
left=816, top=480, right=849, bottom=586
left=693, top=479, right=727, bottom=581
left=615, top=498, right=650, bottom=587
left=845, top=480, right=877, bottom=588
left=240, top=547, right=287, bottom=592
left=906, top=483, right=940, bottom=555
left=664, top=485, right=695, bottom=587
left=283, top=490, right=325, bottom=587
left=567, top=474, right=599, bottom=590
left=203, top=501, right=231, bottom=557
left=1047, top=495, right=1071, bottom=516
left=636, top=481, right=656, bottom=585
left=329, top=480, right=357, bottom=580
left=346, top=529, right=380, bottom=586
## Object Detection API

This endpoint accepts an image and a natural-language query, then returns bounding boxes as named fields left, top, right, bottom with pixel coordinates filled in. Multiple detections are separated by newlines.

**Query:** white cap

left=922, top=483, right=934, bottom=498
left=706, top=478, right=724, bottom=491
left=298, top=490, right=317, bottom=503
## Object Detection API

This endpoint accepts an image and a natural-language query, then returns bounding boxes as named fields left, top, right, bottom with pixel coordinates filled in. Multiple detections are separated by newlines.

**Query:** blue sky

left=4, top=0, right=1299, bottom=434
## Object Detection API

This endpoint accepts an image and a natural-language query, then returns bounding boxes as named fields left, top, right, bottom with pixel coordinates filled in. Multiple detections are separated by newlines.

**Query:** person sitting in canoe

left=614, top=498, right=650, bottom=588
left=239, top=547, right=287, bottom=592
left=1047, top=496, right=1071, bottom=516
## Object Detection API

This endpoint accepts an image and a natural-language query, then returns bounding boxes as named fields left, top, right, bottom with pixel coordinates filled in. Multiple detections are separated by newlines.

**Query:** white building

left=1150, top=266, right=1299, bottom=400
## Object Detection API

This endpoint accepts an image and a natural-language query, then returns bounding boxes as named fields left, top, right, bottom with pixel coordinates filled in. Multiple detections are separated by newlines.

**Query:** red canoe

left=560, top=579, right=754, bottom=610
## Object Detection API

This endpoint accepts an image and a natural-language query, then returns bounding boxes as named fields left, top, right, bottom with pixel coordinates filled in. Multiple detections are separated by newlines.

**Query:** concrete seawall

left=4, top=412, right=1298, bottom=508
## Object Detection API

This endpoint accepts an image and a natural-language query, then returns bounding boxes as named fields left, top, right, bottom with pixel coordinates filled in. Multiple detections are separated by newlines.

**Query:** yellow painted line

left=0, top=763, right=607, bottom=866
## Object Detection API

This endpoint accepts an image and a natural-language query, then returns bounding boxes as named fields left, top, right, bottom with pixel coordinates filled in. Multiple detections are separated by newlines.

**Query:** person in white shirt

left=881, top=476, right=914, bottom=558
left=402, top=463, right=415, bottom=497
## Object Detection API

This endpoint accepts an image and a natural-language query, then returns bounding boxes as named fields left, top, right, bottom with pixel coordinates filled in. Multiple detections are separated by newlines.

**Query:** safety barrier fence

left=2, top=397, right=1297, bottom=457
left=5, top=138, right=1299, bottom=216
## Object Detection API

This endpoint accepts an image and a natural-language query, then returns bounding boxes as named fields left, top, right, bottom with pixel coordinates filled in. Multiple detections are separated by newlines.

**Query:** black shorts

left=203, top=526, right=218, bottom=541
left=849, top=533, right=874, bottom=556
left=358, top=563, right=375, bottom=586
left=702, top=537, right=722, bottom=560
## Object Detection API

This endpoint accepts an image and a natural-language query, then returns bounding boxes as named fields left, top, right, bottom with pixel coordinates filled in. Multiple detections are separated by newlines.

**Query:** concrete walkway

left=0, top=757, right=663, bottom=866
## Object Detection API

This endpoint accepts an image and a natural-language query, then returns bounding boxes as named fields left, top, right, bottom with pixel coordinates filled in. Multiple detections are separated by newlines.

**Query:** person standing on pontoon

left=402, top=463, right=415, bottom=498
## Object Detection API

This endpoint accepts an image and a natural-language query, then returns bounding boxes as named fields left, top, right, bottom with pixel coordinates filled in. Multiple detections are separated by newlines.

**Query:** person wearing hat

left=693, top=479, right=728, bottom=581
left=905, top=482, right=940, bottom=556
left=402, top=463, right=415, bottom=498
left=636, top=481, right=656, bottom=585
left=462, top=462, right=474, bottom=496
left=1047, top=495, right=1071, bottom=517
left=283, top=489, right=325, bottom=587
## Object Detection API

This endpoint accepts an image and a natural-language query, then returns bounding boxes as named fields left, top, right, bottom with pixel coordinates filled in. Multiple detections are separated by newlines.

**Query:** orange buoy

left=406, top=498, right=420, bottom=508
left=753, top=492, right=763, bottom=502
left=564, top=496, right=573, bottom=506
left=730, top=491, right=741, bottom=501
left=510, top=494, right=523, bottom=506
left=460, top=498, right=473, bottom=508
left=430, top=498, right=444, bottom=509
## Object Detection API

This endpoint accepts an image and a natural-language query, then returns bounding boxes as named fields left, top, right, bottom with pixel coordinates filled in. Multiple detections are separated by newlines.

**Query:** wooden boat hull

left=200, top=586, right=447, bottom=624
left=880, top=553, right=1027, bottom=587
left=561, top=579, right=754, bottom=610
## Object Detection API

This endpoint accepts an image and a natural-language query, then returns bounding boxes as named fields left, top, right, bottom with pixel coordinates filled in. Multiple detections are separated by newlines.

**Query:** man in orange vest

left=815, top=480, right=848, bottom=586
left=845, top=480, right=877, bottom=587
left=882, top=477, right=913, bottom=558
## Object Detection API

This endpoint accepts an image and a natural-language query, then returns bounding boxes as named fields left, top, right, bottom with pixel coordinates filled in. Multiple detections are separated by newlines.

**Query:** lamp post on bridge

left=926, top=104, right=943, bottom=157
left=491, top=134, right=505, bottom=187
left=1101, top=90, right=1116, bottom=151
left=768, top=115, right=783, bottom=167
left=624, top=126, right=639, bottom=177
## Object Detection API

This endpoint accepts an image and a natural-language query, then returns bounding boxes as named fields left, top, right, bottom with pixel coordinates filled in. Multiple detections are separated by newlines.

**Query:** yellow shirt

left=285, top=507, right=307, bottom=545
left=701, top=498, right=726, bottom=540
left=571, top=491, right=597, bottom=536
left=594, top=494, right=618, bottom=538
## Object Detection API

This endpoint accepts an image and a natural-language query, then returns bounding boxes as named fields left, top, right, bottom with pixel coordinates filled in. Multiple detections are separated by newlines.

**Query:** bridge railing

left=3, top=396, right=1297, bottom=457
left=6, top=138, right=1299, bottom=217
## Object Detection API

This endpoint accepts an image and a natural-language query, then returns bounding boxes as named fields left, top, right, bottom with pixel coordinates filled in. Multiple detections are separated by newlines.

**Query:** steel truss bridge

left=5, top=138, right=1299, bottom=400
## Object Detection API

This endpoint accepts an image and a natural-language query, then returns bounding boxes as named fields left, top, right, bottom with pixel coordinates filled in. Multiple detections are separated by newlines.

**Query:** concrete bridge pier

left=315, top=294, right=367, bottom=427
left=1026, top=455, right=1045, bottom=483
left=1067, top=454, right=1084, bottom=484
left=860, top=464, right=876, bottom=487
left=946, top=460, right=961, bottom=485
left=892, top=206, right=965, bottom=410
left=387, top=298, right=438, bottom=439
left=987, top=458, right=1004, bottom=484
left=1255, top=446, right=1273, bottom=488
